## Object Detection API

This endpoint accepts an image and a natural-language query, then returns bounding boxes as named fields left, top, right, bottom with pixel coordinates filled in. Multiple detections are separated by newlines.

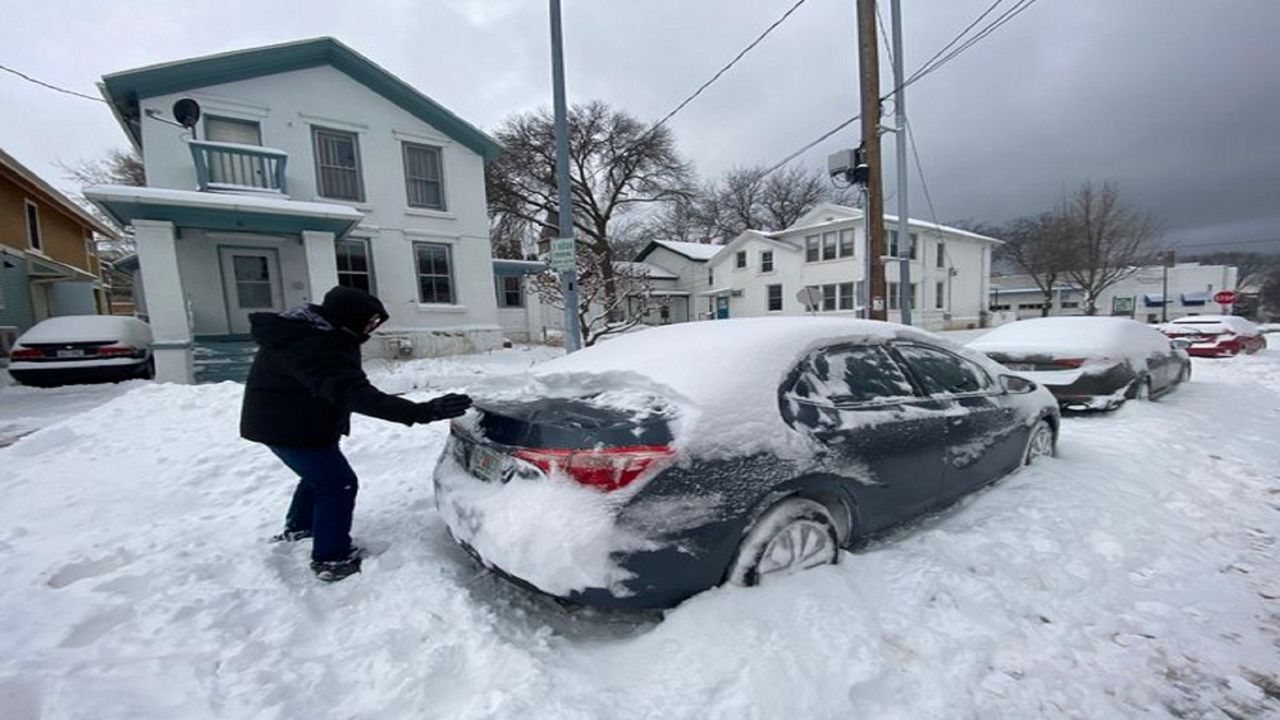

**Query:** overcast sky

left=2, top=0, right=1278, bottom=252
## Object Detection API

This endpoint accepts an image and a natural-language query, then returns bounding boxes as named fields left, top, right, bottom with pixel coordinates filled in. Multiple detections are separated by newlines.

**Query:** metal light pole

left=890, top=0, right=912, bottom=325
left=550, top=0, right=582, bottom=352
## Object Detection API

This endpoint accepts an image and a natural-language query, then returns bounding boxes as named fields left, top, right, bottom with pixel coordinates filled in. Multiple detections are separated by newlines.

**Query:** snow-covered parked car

left=434, top=318, right=1060, bottom=610
left=1158, top=315, right=1267, bottom=357
left=7, top=315, right=154, bottom=387
left=968, top=317, right=1190, bottom=411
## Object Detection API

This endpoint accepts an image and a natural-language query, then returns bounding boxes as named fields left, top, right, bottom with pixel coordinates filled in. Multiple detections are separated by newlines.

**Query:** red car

left=1159, top=315, right=1267, bottom=357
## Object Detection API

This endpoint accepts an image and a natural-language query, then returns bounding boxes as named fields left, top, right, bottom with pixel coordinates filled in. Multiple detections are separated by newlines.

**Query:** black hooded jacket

left=240, top=290, right=417, bottom=447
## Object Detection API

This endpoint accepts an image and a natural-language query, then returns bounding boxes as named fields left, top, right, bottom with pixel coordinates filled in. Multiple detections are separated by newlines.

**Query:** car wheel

left=144, top=357, right=156, bottom=380
left=1023, top=419, right=1055, bottom=464
left=1178, top=364, right=1191, bottom=384
left=1131, top=376, right=1152, bottom=401
left=727, top=497, right=839, bottom=587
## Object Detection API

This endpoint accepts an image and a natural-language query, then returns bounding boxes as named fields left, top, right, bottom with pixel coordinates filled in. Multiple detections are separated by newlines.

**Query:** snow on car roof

left=18, top=315, right=151, bottom=344
left=969, top=316, right=1171, bottom=358
left=519, top=317, right=950, bottom=458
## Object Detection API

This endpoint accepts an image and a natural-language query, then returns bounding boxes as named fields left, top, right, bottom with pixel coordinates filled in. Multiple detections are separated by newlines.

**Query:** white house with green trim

left=86, top=38, right=505, bottom=383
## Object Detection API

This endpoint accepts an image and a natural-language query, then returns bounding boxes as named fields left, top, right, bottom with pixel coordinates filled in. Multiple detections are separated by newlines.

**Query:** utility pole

left=857, top=0, right=888, bottom=321
left=549, top=0, right=582, bottom=352
left=889, top=0, right=911, bottom=325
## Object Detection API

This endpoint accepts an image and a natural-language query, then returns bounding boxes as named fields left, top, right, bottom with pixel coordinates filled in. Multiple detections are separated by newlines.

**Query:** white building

left=86, top=38, right=505, bottom=383
left=990, top=263, right=1240, bottom=324
left=695, top=203, right=999, bottom=330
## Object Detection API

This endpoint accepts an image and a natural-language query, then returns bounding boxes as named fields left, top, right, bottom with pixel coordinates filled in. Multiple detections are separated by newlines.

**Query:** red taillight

left=513, top=445, right=675, bottom=491
left=1052, top=358, right=1085, bottom=368
left=94, top=345, right=139, bottom=358
left=10, top=347, right=42, bottom=360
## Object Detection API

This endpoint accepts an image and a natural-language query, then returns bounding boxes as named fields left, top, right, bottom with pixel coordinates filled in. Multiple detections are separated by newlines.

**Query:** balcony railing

left=188, top=139, right=288, bottom=195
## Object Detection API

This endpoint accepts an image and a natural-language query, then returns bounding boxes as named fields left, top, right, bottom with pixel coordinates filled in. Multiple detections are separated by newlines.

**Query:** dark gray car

left=434, top=319, right=1060, bottom=610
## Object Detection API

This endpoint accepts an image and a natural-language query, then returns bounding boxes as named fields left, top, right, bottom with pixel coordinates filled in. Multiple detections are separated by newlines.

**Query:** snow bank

left=0, top=346, right=1277, bottom=718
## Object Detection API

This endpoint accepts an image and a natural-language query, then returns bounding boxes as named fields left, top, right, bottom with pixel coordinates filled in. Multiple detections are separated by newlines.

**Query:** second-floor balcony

left=188, top=139, right=288, bottom=195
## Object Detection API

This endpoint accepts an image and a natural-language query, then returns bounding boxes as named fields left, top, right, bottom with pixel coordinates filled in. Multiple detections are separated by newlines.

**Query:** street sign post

left=797, top=287, right=822, bottom=313
left=550, top=237, right=576, bottom=272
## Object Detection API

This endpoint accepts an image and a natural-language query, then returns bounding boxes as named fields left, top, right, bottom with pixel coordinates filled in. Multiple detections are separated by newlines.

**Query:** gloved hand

left=415, top=393, right=473, bottom=423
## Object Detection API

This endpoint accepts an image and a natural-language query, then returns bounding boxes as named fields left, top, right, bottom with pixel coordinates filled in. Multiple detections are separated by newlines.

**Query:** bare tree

left=1180, top=250, right=1276, bottom=291
left=530, top=253, right=669, bottom=346
left=692, top=163, right=852, bottom=239
left=1059, top=181, right=1161, bottom=315
left=994, top=213, right=1078, bottom=317
left=57, top=148, right=145, bottom=258
left=487, top=101, right=693, bottom=316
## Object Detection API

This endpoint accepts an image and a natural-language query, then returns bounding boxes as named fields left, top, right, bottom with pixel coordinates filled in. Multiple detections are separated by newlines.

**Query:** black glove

left=415, top=393, right=473, bottom=423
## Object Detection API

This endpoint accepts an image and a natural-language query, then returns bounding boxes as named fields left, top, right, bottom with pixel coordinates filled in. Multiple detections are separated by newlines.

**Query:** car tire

left=1023, top=419, right=1055, bottom=465
left=1178, top=363, right=1191, bottom=384
left=143, top=357, right=156, bottom=380
left=1130, top=376, right=1152, bottom=401
left=727, top=497, right=839, bottom=587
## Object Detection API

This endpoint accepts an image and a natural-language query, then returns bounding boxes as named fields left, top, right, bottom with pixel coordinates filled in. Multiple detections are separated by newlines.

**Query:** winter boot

left=310, top=547, right=363, bottom=582
left=270, top=529, right=313, bottom=543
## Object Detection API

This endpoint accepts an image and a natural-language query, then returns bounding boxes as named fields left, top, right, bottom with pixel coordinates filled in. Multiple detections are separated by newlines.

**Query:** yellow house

left=0, top=147, right=118, bottom=335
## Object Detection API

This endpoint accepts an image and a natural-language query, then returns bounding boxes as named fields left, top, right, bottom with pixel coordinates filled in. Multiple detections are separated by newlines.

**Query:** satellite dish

left=172, top=98, right=201, bottom=129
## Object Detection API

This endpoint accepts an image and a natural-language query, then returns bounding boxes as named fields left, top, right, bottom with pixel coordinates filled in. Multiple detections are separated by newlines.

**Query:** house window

left=767, top=283, right=783, bottom=312
left=886, top=230, right=918, bottom=259
left=735, top=251, right=747, bottom=269
left=838, top=282, right=855, bottom=310
left=838, top=229, right=855, bottom=258
left=936, top=241, right=946, bottom=268
left=496, top=275, right=523, bottom=308
left=888, top=281, right=899, bottom=310
left=935, top=281, right=946, bottom=309
left=1060, top=301, right=1080, bottom=309
left=403, top=142, right=446, bottom=210
left=24, top=200, right=41, bottom=251
left=822, top=231, right=837, bottom=261
left=760, top=250, right=774, bottom=273
left=805, top=235, right=820, bottom=262
left=205, top=116, right=262, bottom=145
left=911, top=282, right=918, bottom=308
left=707, top=269, right=714, bottom=285
left=313, top=127, right=364, bottom=201
left=336, top=238, right=374, bottom=293
left=414, top=242, right=455, bottom=304
left=822, top=284, right=837, bottom=311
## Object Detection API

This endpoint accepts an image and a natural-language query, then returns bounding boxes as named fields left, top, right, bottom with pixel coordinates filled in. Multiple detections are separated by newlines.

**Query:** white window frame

left=735, top=251, right=747, bottom=269
left=402, top=142, right=447, bottom=211
left=496, top=275, right=524, bottom=308
left=760, top=250, right=774, bottom=273
left=336, top=237, right=375, bottom=294
left=935, top=240, right=946, bottom=269
left=312, top=126, right=365, bottom=202
left=838, top=229, right=855, bottom=258
left=935, top=280, right=946, bottom=310
left=766, top=283, right=783, bottom=312
left=805, top=235, right=820, bottom=263
left=413, top=241, right=456, bottom=305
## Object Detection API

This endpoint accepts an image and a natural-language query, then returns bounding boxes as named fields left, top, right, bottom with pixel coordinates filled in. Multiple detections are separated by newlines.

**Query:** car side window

left=788, top=344, right=917, bottom=405
left=895, top=343, right=992, bottom=396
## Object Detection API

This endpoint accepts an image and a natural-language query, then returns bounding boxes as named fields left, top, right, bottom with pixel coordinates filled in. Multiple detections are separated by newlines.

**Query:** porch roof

left=84, top=185, right=364, bottom=238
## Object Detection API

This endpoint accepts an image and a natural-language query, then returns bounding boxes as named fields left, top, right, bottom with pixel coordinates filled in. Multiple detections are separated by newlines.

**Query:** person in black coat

left=241, top=286, right=471, bottom=581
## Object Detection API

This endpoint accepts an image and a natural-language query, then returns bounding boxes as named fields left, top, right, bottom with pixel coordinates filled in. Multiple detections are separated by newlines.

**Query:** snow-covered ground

left=0, top=344, right=1277, bottom=718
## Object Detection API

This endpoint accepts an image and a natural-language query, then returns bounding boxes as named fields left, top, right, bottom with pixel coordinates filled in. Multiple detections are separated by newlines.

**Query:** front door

left=716, top=296, right=730, bottom=319
left=219, top=248, right=282, bottom=334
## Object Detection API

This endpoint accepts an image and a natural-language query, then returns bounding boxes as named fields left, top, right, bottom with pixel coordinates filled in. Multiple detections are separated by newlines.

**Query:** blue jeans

left=269, top=445, right=359, bottom=562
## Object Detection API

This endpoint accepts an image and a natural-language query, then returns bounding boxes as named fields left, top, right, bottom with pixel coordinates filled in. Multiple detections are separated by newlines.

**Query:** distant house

left=990, top=263, right=1240, bottom=323
left=86, top=37, right=505, bottom=383
left=633, top=240, right=723, bottom=322
left=0, top=148, right=116, bottom=340
left=697, top=203, right=999, bottom=330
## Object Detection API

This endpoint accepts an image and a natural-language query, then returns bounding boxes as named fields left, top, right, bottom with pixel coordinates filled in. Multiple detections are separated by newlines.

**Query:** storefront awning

left=1180, top=292, right=1209, bottom=306
left=1143, top=293, right=1168, bottom=306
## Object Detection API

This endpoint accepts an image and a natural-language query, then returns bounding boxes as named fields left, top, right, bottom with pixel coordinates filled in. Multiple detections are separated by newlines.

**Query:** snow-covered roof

left=85, top=185, right=363, bottom=220
left=614, top=261, right=678, bottom=280
left=651, top=241, right=724, bottom=261
left=780, top=202, right=1002, bottom=244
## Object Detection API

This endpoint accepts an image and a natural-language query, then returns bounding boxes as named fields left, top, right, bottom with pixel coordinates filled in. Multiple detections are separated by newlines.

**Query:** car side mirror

left=1170, top=339, right=1191, bottom=350
left=1000, top=374, right=1037, bottom=394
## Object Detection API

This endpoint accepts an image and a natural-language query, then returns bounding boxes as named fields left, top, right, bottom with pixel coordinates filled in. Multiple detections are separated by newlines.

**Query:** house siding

left=0, top=171, right=96, bottom=273
left=0, top=256, right=34, bottom=330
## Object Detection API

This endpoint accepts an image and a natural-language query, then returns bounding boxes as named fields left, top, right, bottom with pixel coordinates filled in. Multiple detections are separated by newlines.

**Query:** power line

left=1172, top=237, right=1280, bottom=250
left=648, top=0, right=811, bottom=138
left=0, top=63, right=105, bottom=103
left=906, top=119, right=942, bottom=229
left=758, top=0, right=1041, bottom=182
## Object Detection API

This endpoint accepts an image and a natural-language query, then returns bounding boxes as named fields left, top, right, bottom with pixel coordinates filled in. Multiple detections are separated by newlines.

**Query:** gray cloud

left=2, top=0, right=1277, bottom=249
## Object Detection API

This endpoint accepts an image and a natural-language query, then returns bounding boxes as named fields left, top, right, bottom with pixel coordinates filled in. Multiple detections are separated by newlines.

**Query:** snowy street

left=1, top=345, right=1278, bottom=718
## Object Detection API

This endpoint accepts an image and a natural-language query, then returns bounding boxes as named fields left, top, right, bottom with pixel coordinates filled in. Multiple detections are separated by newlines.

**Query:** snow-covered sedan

left=7, top=315, right=154, bottom=387
left=1159, top=315, right=1267, bottom=357
left=968, top=317, right=1190, bottom=411
left=434, top=318, right=1060, bottom=610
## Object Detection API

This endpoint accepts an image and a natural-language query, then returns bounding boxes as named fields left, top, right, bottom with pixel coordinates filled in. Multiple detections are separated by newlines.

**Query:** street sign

left=1213, top=290, right=1237, bottom=305
left=797, top=287, right=822, bottom=312
left=549, top=237, right=576, bottom=272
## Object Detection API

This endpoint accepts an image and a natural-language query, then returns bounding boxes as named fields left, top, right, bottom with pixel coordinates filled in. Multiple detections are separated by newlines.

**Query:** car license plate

left=469, top=445, right=508, bottom=483
left=1005, top=362, right=1037, bottom=371
left=56, top=349, right=84, bottom=358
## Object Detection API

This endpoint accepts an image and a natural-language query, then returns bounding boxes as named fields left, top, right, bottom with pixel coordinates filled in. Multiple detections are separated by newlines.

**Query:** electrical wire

left=0, top=63, right=105, bottom=103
